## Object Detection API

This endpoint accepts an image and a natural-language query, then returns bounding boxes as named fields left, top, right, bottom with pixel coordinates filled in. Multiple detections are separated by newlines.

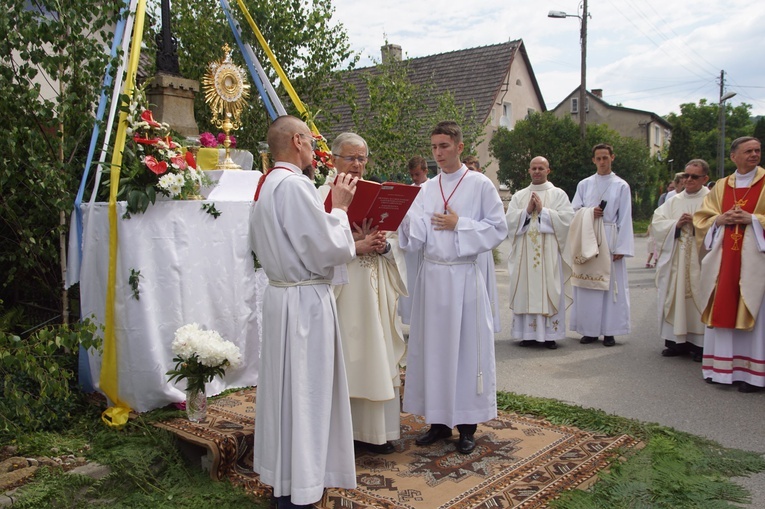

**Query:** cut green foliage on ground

left=498, top=392, right=765, bottom=508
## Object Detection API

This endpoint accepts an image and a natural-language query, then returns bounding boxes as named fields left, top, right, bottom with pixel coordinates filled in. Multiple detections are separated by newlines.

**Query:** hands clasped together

left=715, top=205, right=754, bottom=227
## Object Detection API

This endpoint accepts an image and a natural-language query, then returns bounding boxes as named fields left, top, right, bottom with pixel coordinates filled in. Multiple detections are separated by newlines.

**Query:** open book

left=324, top=178, right=420, bottom=231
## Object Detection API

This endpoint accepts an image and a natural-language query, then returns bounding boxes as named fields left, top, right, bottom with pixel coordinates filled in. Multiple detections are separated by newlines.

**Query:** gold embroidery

left=571, top=272, right=606, bottom=282
left=529, top=319, right=537, bottom=331
left=551, top=319, right=559, bottom=331
left=731, top=228, right=742, bottom=251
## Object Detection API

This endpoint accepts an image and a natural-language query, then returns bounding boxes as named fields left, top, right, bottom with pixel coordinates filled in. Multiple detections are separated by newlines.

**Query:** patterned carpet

left=155, top=388, right=638, bottom=508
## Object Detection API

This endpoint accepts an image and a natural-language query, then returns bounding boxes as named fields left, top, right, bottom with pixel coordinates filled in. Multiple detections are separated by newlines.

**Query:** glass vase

left=185, top=387, right=207, bottom=423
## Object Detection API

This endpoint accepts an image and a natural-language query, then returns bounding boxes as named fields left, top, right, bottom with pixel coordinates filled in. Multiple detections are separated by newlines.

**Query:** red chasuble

left=708, top=176, right=765, bottom=328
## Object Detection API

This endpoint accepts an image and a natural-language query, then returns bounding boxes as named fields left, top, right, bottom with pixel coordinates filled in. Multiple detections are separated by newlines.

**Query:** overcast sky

left=328, top=0, right=765, bottom=117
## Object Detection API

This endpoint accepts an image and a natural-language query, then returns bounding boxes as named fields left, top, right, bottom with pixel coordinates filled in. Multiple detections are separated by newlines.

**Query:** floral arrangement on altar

left=199, top=131, right=237, bottom=149
left=166, top=323, right=243, bottom=394
left=312, top=133, right=336, bottom=186
left=103, top=84, right=212, bottom=216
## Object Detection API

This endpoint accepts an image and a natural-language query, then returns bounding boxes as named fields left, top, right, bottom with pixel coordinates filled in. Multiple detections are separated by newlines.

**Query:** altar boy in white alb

left=506, top=156, right=574, bottom=350
left=399, top=121, right=507, bottom=455
left=569, top=143, right=634, bottom=347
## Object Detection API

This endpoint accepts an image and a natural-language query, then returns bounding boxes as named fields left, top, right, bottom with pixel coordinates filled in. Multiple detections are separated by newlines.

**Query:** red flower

left=141, top=110, right=161, bottom=128
left=185, top=150, right=197, bottom=169
left=134, top=134, right=160, bottom=145
left=144, top=155, right=168, bottom=175
left=165, top=136, right=180, bottom=149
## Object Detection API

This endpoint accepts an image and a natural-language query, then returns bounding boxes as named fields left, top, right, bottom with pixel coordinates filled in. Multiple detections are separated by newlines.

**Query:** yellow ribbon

left=100, top=0, right=147, bottom=418
left=233, top=0, right=329, bottom=152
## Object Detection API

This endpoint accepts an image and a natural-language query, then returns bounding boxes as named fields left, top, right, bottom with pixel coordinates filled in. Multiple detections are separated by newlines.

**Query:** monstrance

left=202, top=44, right=250, bottom=170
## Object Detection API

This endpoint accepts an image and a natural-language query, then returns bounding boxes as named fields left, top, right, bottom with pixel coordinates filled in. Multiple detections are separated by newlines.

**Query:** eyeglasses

left=296, top=133, right=318, bottom=150
left=683, top=174, right=706, bottom=180
left=332, top=154, right=368, bottom=164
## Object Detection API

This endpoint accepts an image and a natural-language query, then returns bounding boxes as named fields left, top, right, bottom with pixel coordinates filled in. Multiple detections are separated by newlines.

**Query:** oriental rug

left=156, top=388, right=639, bottom=508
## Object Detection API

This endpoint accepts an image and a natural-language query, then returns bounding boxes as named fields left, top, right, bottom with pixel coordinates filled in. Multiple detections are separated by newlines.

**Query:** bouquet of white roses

left=166, top=323, right=243, bottom=394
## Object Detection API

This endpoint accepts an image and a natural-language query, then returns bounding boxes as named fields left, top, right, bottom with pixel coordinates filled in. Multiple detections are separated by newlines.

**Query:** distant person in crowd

left=505, top=156, right=574, bottom=350
left=318, top=133, right=407, bottom=455
left=650, top=159, right=710, bottom=361
left=658, top=180, right=675, bottom=207
left=408, top=155, right=429, bottom=186
left=399, top=121, right=507, bottom=454
left=463, top=155, right=482, bottom=173
left=665, top=172, right=688, bottom=201
left=694, top=137, right=765, bottom=393
left=462, top=155, right=501, bottom=332
left=250, top=115, right=358, bottom=508
left=399, top=156, right=429, bottom=325
left=567, top=143, right=634, bottom=347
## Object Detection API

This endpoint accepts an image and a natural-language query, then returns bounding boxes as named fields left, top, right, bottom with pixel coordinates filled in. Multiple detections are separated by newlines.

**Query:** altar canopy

left=68, top=0, right=333, bottom=415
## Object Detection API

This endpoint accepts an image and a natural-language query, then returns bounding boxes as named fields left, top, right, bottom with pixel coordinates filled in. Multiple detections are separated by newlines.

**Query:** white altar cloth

left=74, top=171, right=264, bottom=411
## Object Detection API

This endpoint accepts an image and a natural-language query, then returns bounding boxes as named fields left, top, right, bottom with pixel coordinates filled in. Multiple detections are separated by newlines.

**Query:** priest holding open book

left=319, top=133, right=409, bottom=454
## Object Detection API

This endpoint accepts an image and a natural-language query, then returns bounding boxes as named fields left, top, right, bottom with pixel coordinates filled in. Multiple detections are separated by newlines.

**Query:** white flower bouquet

left=166, top=323, right=243, bottom=394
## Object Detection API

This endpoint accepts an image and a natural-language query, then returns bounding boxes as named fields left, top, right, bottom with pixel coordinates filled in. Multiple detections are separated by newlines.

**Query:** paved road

left=491, top=234, right=765, bottom=507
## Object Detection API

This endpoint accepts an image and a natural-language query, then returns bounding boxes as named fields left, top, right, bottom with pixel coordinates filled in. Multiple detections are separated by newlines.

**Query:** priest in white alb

left=650, top=159, right=710, bottom=361
left=249, top=116, right=358, bottom=509
left=568, top=143, right=634, bottom=347
left=506, top=156, right=573, bottom=349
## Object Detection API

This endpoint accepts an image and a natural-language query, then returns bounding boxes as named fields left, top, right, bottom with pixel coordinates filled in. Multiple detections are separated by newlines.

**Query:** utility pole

left=717, top=70, right=736, bottom=179
left=579, top=0, right=588, bottom=140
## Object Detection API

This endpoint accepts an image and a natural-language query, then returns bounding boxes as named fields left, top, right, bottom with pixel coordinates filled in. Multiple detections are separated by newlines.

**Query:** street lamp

left=717, top=90, right=737, bottom=179
left=549, top=1, right=589, bottom=140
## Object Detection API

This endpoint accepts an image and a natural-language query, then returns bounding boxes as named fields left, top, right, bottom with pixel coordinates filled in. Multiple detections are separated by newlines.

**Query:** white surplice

left=650, top=188, right=709, bottom=346
left=249, top=162, right=357, bottom=505
left=399, top=166, right=508, bottom=427
left=333, top=238, right=407, bottom=445
left=506, top=182, right=574, bottom=341
left=570, top=172, right=634, bottom=337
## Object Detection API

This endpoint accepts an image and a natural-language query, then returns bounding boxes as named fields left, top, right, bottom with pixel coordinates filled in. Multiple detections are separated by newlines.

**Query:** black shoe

left=415, top=424, right=452, bottom=446
left=545, top=341, right=558, bottom=350
left=691, top=351, right=703, bottom=362
left=603, top=336, right=615, bottom=347
left=519, top=340, right=536, bottom=347
left=738, top=382, right=763, bottom=393
left=661, top=347, right=681, bottom=357
left=456, top=432, right=476, bottom=454
left=275, top=496, right=312, bottom=509
left=357, top=441, right=395, bottom=454
left=580, top=336, right=598, bottom=344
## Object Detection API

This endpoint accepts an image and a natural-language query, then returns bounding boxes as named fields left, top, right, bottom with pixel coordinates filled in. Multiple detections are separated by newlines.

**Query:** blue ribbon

left=219, top=0, right=278, bottom=120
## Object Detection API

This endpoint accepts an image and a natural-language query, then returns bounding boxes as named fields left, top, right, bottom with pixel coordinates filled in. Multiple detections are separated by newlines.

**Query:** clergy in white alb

left=398, top=122, right=508, bottom=455
left=650, top=159, right=710, bottom=359
left=249, top=116, right=358, bottom=507
left=319, top=133, right=408, bottom=455
left=693, top=137, right=765, bottom=393
left=569, top=144, right=634, bottom=346
left=506, top=157, right=573, bottom=349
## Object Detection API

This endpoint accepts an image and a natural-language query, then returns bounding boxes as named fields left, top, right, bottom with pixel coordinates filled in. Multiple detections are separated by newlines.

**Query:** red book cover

left=324, top=178, right=420, bottom=231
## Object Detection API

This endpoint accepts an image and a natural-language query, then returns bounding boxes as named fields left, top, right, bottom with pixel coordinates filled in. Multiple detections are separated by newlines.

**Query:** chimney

left=381, top=44, right=402, bottom=63
left=592, top=89, right=603, bottom=98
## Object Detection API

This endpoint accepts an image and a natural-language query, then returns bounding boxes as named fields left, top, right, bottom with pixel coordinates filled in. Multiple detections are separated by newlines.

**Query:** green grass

left=498, top=391, right=765, bottom=508
left=5, top=391, right=763, bottom=508
left=634, top=218, right=651, bottom=234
